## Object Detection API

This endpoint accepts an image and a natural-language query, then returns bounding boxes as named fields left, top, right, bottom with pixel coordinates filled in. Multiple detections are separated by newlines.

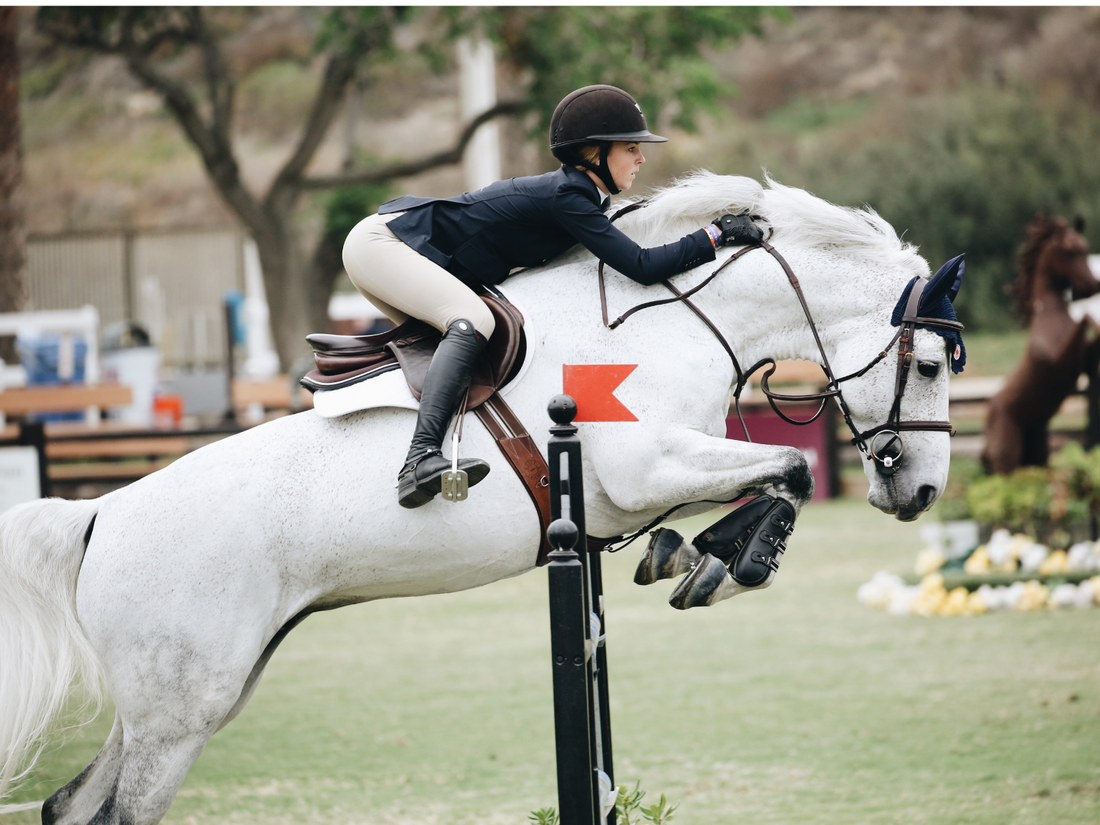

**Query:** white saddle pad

left=311, top=367, right=419, bottom=418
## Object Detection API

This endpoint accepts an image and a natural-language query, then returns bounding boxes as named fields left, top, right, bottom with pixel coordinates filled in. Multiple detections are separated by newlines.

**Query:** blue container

left=17, top=336, right=89, bottom=422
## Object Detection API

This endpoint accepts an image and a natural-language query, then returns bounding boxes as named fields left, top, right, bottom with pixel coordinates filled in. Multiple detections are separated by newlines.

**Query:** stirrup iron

left=441, top=390, right=470, bottom=502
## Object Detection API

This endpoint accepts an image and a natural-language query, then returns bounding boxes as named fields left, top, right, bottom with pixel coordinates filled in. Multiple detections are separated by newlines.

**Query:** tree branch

left=185, top=8, right=234, bottom=140
left=266, top=53, right=358, bottom=207
left=298, top=100, right=525, bottom=191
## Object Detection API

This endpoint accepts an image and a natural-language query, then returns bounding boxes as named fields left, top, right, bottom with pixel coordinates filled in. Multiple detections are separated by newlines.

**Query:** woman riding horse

left=342, top=85, right=764, bottom=508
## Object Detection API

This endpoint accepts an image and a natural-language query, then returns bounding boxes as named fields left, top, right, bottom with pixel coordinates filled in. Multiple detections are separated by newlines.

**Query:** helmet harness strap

left=568, top=141, right=620, bottom=196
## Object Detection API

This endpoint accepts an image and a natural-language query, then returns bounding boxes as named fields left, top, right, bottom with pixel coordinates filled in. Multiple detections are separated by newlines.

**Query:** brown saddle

left=300, top=293, right=525, bottom=407
left=299, top=293, right=553, bottom=565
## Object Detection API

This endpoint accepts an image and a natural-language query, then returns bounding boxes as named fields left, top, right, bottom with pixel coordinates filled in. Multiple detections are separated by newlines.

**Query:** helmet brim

left=551, top=130, right=668, bottom=149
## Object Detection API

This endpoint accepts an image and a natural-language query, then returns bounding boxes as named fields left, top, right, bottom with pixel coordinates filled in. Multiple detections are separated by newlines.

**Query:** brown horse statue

left=982, top=215, right=1099, bottom=475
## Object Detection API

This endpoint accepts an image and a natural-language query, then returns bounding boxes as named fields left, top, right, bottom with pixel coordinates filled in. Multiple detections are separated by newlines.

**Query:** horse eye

left=917, top=361, right=940, bottom=378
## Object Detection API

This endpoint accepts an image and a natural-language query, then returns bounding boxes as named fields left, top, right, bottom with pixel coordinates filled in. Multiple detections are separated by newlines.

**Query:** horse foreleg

left=595, top=431, right=811, bottom=609
left=594, top=429, right=814, bottom=517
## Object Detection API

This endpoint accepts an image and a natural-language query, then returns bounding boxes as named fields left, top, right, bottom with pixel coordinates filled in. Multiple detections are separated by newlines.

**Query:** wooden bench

left=44, top=432, right=192, bottom=481
left=230, top=376, right=313, bottom=421
left=0, top=383, right=132, bottom=423
left=39, top=423, right=242, bottom=496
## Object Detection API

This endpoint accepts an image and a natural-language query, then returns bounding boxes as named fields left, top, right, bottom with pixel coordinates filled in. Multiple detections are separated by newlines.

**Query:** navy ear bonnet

left=891, top=254, right=966, bottom=374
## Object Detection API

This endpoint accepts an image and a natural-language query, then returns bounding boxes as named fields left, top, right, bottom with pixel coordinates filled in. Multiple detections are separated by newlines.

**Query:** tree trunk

left=0, top=7, right=26, bottom=365
left=252, top=218, right=316, bottom=375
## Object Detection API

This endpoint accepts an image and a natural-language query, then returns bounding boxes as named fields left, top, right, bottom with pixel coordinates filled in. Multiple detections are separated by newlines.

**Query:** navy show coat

left=378, top=165, right=715, bottom=287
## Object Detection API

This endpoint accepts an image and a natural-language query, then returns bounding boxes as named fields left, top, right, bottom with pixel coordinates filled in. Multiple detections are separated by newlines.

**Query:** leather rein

left=597, top=201, right=961, bottom=476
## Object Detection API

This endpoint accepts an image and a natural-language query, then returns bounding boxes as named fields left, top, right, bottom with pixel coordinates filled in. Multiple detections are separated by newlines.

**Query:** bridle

left=598, top=204, right=961, bottom=476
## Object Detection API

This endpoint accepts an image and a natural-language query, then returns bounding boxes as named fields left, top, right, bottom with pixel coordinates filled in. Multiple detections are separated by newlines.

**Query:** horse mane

left=1014, top=214, right=1066, bottom=321
left=611, top=170, right=929, bottom=279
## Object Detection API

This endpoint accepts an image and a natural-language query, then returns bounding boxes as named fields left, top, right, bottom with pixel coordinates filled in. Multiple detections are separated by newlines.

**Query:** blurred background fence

left=27, top=228, right=244, bottom=370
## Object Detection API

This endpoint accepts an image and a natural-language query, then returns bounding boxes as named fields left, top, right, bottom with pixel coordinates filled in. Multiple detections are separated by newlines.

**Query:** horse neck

left=700, top=246, right=900, bottom=372
left=1028, top=273, right=1072, bottom=315
left=1029, top=254, right=1086, bottom=315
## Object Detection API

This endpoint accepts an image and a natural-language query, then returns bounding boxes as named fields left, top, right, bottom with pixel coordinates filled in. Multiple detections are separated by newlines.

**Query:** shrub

left=963, top=443, right=1100, bottom=533
left=798, top=87, right=1100, bottom=330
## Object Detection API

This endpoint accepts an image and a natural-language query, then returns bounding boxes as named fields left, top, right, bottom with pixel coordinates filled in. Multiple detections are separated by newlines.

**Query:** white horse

left=0, top=173, right=959, bottom=825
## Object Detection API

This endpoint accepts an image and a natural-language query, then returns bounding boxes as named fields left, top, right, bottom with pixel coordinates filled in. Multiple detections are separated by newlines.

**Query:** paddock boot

left=397, top=319, right=491, bottom=509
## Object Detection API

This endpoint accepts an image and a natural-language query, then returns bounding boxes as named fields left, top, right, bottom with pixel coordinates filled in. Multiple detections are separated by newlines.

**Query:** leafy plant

left=640, top=793, right=680, bottom=824
left=933, top=456, right=984, bottom=521
left=964, top=444, right=1100, bottom=536
left=1050, top=441, right=1100, bottom=514
left=528, top=807, right=559, bottom=825
left=617, top=781, right=680, bottom=825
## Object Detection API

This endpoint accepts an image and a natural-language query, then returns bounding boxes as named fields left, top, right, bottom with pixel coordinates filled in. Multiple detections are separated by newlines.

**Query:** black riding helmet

left=549, top=85, right=667, bottom=195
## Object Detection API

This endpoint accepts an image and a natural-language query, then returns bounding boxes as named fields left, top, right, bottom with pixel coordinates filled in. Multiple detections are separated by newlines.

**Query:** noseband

left=598, top=207, right=961, bottom=476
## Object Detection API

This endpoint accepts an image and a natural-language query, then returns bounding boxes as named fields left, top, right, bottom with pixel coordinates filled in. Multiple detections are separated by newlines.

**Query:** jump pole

left=546, top=394, right=616, bottom=825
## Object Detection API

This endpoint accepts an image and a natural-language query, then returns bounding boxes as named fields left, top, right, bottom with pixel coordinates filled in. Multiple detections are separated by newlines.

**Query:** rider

left=342, top=84, right=765, bottom=509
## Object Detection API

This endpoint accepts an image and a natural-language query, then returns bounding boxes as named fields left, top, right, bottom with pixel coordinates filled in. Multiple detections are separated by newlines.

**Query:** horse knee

left=775, top=447, right=814, bottom=504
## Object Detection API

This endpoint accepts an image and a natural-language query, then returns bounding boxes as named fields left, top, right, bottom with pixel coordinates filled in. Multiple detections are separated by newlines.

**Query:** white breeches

left=342, top=212, right=496, bottom=339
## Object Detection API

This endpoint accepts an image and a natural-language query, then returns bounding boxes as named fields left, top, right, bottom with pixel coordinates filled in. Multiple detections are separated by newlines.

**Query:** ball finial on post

left=547, top=517, right=580, bottom=553
left=548, top=394, right=577, bottom=426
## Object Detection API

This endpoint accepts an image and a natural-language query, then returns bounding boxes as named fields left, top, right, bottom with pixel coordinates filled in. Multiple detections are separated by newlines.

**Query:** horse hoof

left=634, top=528, right=701, bottom=585
left=668, top=554, right=745, bottom=610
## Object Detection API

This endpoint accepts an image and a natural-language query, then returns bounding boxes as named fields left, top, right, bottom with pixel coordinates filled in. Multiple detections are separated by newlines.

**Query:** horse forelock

left=613, top=170, right=929, bottom=281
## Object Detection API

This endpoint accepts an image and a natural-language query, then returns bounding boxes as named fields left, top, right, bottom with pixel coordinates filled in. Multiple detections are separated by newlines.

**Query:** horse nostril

left=917, top=484, right=938, bottom=511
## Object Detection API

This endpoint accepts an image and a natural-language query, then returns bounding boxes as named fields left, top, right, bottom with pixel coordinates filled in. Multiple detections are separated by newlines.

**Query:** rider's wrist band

left=704, top=224, right=721, bottom=247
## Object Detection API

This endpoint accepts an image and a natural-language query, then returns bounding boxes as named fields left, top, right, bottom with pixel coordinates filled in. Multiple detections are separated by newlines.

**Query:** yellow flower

left=964, top=547, right=991, bottom=575
left=1038, top=549, right=1068, bottom=576
left=912, top=574, right=947, bottom=616
left=937, top=587, right=970, bottom=616
left=1015, top=580, right=1049, bottom=612
left=1008, top=534, right=1031, bottom=559
left=915, top=548, right=947, bottom=577
left=966, top=590, right=988, bottom=614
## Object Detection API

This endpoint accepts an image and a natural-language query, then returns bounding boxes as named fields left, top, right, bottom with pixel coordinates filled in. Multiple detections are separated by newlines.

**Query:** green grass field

left=4, top=497, right=1099, bottom=825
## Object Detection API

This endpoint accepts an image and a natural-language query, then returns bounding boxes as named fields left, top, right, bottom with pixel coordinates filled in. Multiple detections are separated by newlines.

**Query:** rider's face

left=606, top=142, right=645, bottom=192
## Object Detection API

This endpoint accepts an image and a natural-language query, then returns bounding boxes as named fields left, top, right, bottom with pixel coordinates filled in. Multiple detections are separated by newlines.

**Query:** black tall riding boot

left=397, top=319, right=491, bottom=509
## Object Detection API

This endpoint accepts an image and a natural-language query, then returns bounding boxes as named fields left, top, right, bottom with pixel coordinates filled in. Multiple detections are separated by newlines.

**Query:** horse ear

left=921, top=253, right=965, bottom=309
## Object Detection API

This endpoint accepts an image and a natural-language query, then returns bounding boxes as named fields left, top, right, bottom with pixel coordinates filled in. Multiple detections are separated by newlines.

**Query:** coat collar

left=560, top=164, right=610, bottom=210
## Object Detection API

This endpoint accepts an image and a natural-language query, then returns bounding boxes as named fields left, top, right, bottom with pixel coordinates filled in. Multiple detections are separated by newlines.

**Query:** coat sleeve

left=553, top=185, right=716, bottom=286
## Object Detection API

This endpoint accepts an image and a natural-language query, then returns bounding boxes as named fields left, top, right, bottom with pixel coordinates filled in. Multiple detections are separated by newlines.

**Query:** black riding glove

left=712, top=214, right=764, bottom=246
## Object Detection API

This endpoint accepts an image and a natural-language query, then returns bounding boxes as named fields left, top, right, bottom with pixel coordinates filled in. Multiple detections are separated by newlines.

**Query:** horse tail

left=0, top=497, right=104, bottom=802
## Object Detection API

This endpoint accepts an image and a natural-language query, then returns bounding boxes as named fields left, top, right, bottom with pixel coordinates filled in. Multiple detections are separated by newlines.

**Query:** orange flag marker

left=563, top=364, right=638, bottom=422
